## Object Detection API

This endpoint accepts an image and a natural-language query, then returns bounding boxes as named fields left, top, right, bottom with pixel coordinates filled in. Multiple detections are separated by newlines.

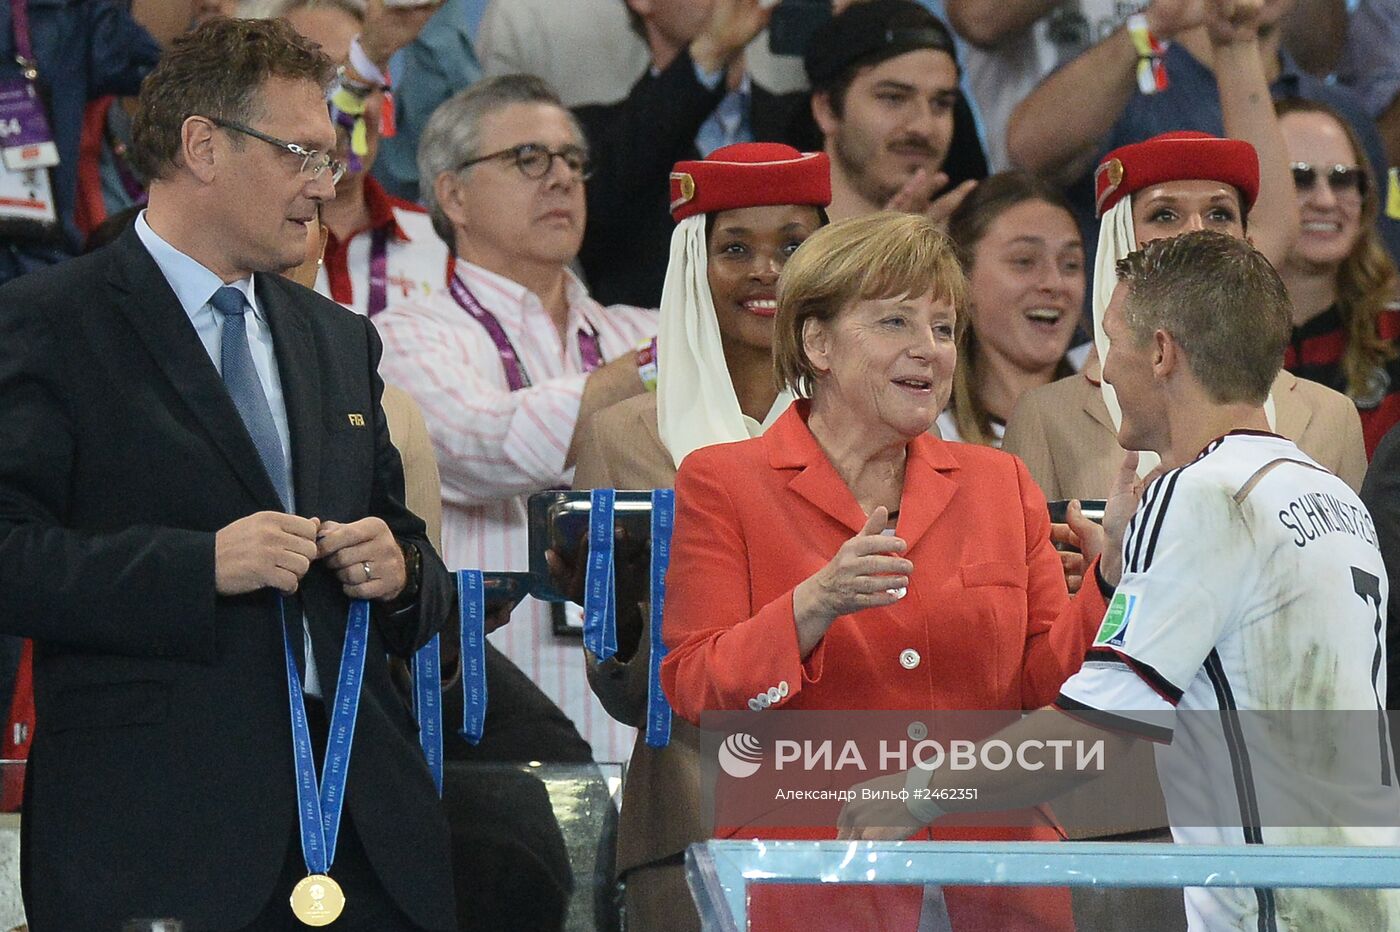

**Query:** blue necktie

left=210, top=286, right=291, bottom=509
left=211, top=286, right=310, bottom=681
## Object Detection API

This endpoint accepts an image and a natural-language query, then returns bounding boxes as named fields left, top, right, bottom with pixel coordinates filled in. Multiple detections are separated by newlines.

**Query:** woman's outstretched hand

left=791, top=507, right=913, bottom=656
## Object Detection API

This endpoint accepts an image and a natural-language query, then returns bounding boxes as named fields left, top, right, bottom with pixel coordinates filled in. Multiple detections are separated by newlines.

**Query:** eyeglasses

left=1291, top=162, right=1367, bottom=196
left=457, top=143, right=592, bottom=182
left=208, top=117, right=347, bottom=184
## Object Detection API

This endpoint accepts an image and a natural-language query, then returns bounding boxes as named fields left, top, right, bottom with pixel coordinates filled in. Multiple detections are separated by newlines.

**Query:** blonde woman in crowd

left=1276, top=97, right=1400, bottom=458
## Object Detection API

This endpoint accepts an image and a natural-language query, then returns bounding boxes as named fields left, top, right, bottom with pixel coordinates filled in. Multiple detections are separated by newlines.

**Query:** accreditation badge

left=0, top=78, right=58, bottom=240
left=0, top=78, right=58, bottom=170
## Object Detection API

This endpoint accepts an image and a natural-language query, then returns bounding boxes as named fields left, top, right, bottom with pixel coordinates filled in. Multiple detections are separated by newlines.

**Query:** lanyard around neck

left=447, top=271, right=604, bottom=391
left=10, top=0, right=35, bottom=80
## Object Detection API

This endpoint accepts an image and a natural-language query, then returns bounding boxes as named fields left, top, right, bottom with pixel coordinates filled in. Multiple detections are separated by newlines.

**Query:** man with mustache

left=803, top=0, right=988, bottom=224
left=374, top=76, right=657, bottom=766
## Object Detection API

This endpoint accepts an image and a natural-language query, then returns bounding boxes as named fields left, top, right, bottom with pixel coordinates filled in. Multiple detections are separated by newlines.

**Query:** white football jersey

left=1057, top=431, right=1400, bottom=931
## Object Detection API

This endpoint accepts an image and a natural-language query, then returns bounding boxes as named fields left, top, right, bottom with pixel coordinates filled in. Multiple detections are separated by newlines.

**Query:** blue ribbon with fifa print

left=280, top=596, right=370, bottom=879
left=410, top=571, right=484, bottom=792
left=646, top=489, right=675, bottom=748
left=584, top=489, right=618, bottom=662
left=457, top=569, right=488, bottom=745
left=411, top=634, right=443, bottom=795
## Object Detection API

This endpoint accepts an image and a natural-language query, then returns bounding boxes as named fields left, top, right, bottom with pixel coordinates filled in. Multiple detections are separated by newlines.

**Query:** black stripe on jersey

left=1086, top=646, right=1184, bottom=706
left=1054, top=694, right=1174, bottom=744
left=1126, top=472, right=1167, bottom=574
left=1129, top=440, right=1232, bottom=575
left=1140, top=467, right=1185, bottom=572
left=1204, top=650, right=1278, bottom=932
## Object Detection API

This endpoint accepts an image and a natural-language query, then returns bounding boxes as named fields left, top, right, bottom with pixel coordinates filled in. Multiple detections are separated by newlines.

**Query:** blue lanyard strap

left=280, top=597, right=371, bottom=875
left=645, top=489, right=675, bottom=748
left=584, top=489, right=618, bottom=662
left=457, top=570, right=487, bottom=744
left=412, top=634, right=443, bottom=795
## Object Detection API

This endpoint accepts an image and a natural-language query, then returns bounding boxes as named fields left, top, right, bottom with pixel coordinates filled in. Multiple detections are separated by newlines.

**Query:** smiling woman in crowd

left=1003, top=132, right=1367, bottom=500
left=939, top=171, right=1085, bottom=446
left=1276, top=97, right=1400, bottom=458
left=659, top=212, right=1122, bottom=932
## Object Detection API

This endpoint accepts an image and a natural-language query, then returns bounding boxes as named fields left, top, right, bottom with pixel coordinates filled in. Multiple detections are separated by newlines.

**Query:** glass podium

left=685, top=840, right=1400, bottom=931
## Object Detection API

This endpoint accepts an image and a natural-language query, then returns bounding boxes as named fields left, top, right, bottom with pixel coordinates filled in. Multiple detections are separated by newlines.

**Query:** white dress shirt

left=376, top=258, right=657, bottom=762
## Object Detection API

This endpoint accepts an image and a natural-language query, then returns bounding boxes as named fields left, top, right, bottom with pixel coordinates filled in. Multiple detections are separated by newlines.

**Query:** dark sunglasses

left=1291, top=162, right=1367, bottom=196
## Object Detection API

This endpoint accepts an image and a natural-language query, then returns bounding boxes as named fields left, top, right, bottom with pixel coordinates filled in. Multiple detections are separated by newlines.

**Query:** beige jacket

left=572, top=393, right=709, bottom=883
left=382, top=383, right=443, bottom=551
left=1003, top=369, right=1368, bottom=501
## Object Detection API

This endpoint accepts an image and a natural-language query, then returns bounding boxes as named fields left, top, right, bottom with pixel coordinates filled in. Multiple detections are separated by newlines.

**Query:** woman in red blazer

left=661, top=213, right=1120, bottom=932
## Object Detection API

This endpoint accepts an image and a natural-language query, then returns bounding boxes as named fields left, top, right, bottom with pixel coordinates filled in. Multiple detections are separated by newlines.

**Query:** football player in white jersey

left=839, top=230, right=1400, bottom=931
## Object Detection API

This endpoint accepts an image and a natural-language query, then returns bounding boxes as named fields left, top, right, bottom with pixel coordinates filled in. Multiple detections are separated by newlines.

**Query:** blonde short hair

left=774, top=212, right=967, bottom=397
left=1116, top=230, right=1291, bottom=405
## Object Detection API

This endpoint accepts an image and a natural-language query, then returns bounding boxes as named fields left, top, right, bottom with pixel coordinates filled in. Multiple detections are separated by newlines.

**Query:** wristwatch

left=396, top=541, right=422, bottom=604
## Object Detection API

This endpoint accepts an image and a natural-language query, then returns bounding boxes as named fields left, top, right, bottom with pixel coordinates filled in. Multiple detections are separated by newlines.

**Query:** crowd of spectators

left=2, top=0, right=1400, bottom=928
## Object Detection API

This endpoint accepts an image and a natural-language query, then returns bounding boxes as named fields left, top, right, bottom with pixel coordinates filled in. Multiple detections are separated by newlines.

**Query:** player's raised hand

left=1097, top=452, right=1166, bottom=586
left=1051, top=520, right=1088, bottom=593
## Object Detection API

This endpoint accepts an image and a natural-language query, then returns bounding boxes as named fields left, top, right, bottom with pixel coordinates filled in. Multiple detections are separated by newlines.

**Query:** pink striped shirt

left=375, top=258, right=656, bottom=763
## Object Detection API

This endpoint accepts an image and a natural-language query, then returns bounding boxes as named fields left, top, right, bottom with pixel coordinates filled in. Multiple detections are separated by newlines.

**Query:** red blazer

left=661, top=403, right=1109, bottom=932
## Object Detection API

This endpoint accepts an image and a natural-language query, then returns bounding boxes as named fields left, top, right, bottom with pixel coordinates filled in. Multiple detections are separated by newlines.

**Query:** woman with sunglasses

left=1277, top=97, right=1400, bottom=458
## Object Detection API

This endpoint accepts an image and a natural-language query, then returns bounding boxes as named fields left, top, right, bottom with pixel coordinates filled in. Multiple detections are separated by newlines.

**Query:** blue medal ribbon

left=646, top=489, right=675, bottom=748
left=457, top=570, right=487, bottom=744
left=412, top=635, right=443, bottom=795
left=280, top=596, right=371, bottom=875
left=584, top=489, right=618, bottom=661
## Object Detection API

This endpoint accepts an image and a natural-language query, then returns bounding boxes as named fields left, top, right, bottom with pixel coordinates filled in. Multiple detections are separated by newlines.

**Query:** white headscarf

left=656, top=215, right=793, bottom=469
left=1092, top=196, right=1275, bottom=476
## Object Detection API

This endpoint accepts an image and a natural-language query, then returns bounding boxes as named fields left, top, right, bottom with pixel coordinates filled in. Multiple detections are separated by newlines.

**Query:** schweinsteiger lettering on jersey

left=1277, top=490, right=1379, bottom=549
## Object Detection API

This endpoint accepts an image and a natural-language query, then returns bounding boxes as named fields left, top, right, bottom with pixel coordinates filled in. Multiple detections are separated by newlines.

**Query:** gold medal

left=290, top=873, right=346, bottom=927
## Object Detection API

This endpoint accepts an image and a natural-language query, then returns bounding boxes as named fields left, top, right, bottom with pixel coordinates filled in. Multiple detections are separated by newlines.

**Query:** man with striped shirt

left=376, top=76, right=657, bottom=764
left=841, top=231, right=1400, bottom=930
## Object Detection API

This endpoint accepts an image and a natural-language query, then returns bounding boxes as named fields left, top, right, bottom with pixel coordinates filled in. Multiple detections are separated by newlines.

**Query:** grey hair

left=417, top=73, right=584, bottom=248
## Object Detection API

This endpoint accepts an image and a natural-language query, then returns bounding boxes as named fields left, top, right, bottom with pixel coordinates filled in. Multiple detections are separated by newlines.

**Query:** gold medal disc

left=290, top=873, right=346, bottom=927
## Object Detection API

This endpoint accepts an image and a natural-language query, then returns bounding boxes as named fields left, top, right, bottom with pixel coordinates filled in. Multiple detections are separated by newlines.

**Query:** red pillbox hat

left=669, top=143, right=832, bottom=222
left=1094, top=131, right=1260, bottom=218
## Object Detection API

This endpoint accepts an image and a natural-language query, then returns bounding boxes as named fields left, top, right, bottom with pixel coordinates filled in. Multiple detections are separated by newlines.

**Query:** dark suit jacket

left=575, top=50, right=808, bottom=309
left=0, top=228, right=456, bottom=931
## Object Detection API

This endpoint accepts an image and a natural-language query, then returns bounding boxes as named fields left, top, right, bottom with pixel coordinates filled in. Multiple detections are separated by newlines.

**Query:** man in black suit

left=0, top=18, right=455, bottom=931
